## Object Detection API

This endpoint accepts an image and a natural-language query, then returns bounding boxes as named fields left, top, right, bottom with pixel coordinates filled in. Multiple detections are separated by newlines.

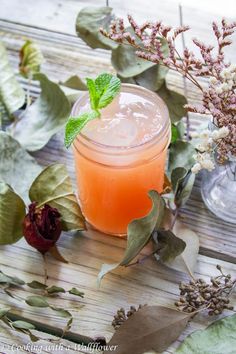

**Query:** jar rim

left=72, top=83, right=170, bottom=152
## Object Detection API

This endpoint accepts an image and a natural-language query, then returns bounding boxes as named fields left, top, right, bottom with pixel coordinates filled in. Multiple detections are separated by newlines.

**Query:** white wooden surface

left=0, top=1, right=236, bottom=353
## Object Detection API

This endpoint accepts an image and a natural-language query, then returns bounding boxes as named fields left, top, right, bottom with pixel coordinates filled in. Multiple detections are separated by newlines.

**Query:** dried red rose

left=23, top=202, right=62, bottom=254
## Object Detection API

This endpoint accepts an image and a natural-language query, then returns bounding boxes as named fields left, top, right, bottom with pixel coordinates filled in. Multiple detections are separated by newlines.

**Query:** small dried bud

left=23, top=202, right=62, bottom=254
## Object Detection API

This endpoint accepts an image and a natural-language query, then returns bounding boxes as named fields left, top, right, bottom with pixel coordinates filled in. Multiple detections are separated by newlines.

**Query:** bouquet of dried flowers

left=101, top=17, right=236, bottom=173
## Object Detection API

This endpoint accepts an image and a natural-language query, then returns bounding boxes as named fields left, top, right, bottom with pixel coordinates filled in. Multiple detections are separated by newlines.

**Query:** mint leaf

left=86, top=73, right=121, bottom=110
left=65, top=73, right=121, bottom=148
left=64, top=111, right=99, bottom=148
left=86, top=78, right=99, bottom=110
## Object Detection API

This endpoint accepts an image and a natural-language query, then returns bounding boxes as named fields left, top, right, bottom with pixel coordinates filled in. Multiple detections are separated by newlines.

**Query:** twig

left=42, top=254, right=48, bottom=286
left=179, top=4, right=191, bottom=141
left=5, top=312, right=105, bottom=346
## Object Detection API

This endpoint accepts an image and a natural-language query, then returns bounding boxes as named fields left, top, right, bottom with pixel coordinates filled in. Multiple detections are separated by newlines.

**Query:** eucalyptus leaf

left=27, top=281, right=47, bottom=290
left=157, top=82, right=187, bottom=123
left=12, top=320, right=35, bottom=330
left=171, top=124, right=180, bottom=144
left=112, top=43, right=154, bottom=78
left=9, top=73, right=71, bottom=151
left=29, top=163, right=85, bottom=231
left=46, top=285, right=66, bottom=294
left=162, top=217, right=199, bottom=277
left=60, top=75, right=87, bottom=90
left=50, top=306, right=72, bottom=318
left=0, top=41, right=25, bottom=122
left=98, top=191, right=164, bottom=285
left=0, top=308, right=11, bottom=319
left=25, top=296, right=49, bottom=308
left=19, top=40, right=44, bottom=78
left=107, top=306, right=191, bottom=354
left=176, top=314, right=236, bottom=354
left=0, top=132, right=42, bottom=203
left=76, top=7, right=117, bottom=50
left=169, top=141, right=195, bottom=173
left=155, top=230, right=186, bottom=263
left=0, top=271, right=25, bottom=285
left=68, top=287, right=84, bottom=298
left=171, top=168, right=195, bottom=207
left=0, top=182, right=26, bottom=245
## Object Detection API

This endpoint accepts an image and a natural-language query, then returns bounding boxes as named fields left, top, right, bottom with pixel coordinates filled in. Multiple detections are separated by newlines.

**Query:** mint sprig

left=64, top=73, right=121, bottom=148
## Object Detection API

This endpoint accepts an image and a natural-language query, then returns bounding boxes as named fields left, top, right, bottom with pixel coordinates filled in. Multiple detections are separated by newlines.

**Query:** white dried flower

left=197, top=144, right=207, bottom=152
left=221, top=82, right=230, bottom=92
left=218, top=126, right=229, bottom=138
left=229, top=64, right=236, bottom=72
left=209, top=77, right=218, bottom=85
left=215, top=86, right=223, bottom=94
left=220, top=68, right=232, bottom=80
left=201, top=158, right=215, bottom=171
left=191, top=163, right=202, bottom=174
left=191, top=131, right=199, bottom=138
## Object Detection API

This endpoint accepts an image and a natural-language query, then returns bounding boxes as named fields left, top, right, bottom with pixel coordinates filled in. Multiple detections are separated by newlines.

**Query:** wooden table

left=0, top=1, right=236, bottom=353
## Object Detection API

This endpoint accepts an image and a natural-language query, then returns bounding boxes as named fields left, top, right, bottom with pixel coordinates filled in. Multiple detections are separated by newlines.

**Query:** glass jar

left=201, top=159, right=236, bottom=224
left=72, top=84, right=171, bottom=236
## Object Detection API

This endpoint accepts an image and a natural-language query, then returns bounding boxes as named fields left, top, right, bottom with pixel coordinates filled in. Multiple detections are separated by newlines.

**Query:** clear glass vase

left=201, top=160, right=236, bottom=224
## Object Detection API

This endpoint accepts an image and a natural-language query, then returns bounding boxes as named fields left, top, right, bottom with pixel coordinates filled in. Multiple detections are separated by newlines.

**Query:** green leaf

left=171, top=124, right=180, bottom=144
left=0, top=182, right=26, bottom=245
left=95, top=73, right=121, bottom=109
left=0, top=41, right=25, bottom=122
left=46, top=285, right=66, bottom=294
left=25, top=296, right=49, bottom=308
left=0, top=132, right=42, bottom=203
left=76, top=7, right=117, bottom=50
left=169, top=141, right=195, bottom=173
left=12, top=320, right=35, bottom=330
left=68, top=287, right=84, bottom=298
left=112, top=44, right=154, bottom=78
left=157, top=82, right=187, bottom=123
left=50, top=306, right=72, bottom=318
left=0, top=308, right=11, bottom=319
left=155, top=230, right=186, bottom=263
left=65, top=111, right=99, bottom=148
left=171, top=168, right=195, bottom=207
left=0, top=271, right=25, bottom=285
left=60, top=75, right=87, bottom=90
left=121, top=191, right=164, bottom=266
left=98, top=191, right=164, bottom=285
left=27, top=281, right=47, bottom=290
left=9, top=73, right=71, bottom=151
left=176, top=314, right=236, bottom=354
left=29, top=163, right=85, bottom=231
left=19, top=40, right=44, bottom=78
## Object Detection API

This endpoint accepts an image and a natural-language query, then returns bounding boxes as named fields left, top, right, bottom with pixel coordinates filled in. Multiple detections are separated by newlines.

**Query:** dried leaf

left=60, top=75, right=87, bottom=90
left=27, top=281, right=47, bottom=290
left=169, top=141, right=195, bottom=173
left=157, top=82, right=187, bottom=123
left=98, top=191, right=164, bottom=285
left=106, top=306, right=191, bottom=354
left=12, top=320, right=35, bottom=330
left=68, top=287, right=84, bottom=298
left=0, top=271, right=25, bottom=285
left=0, top=183, right=26, bottom=245
left=50, top=306, right=72, bottom=318
left=162, top=174, right=172, bottom=195
left=9, top=73, right=71, bottom=151
left=49, top=245, right=68, bottom=264
left=165, top=219, right=199, bottom=277
left=19, top=40, right=44, bottom=78
left=25, top=295, right=49, bottom=308
left=171, top=168, right=195, bottom=207
left=156, top=230, right=186, bottom=263
left=176, top=314, right=236, bottom=354
left=0, top=41, right=25, bottom=122
left=0, top=308, right=11, bottom=319
left=46, top=285, right=66, bottom=294
left=76, top=7, right=116, bottom=50
left=0, top=132, right=42, bottom=203
left=29, top=164, right=85, bottom=232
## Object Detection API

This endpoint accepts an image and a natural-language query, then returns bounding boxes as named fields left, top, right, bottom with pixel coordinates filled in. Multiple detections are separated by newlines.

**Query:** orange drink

left=72, top=84, right=170, bottom=236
